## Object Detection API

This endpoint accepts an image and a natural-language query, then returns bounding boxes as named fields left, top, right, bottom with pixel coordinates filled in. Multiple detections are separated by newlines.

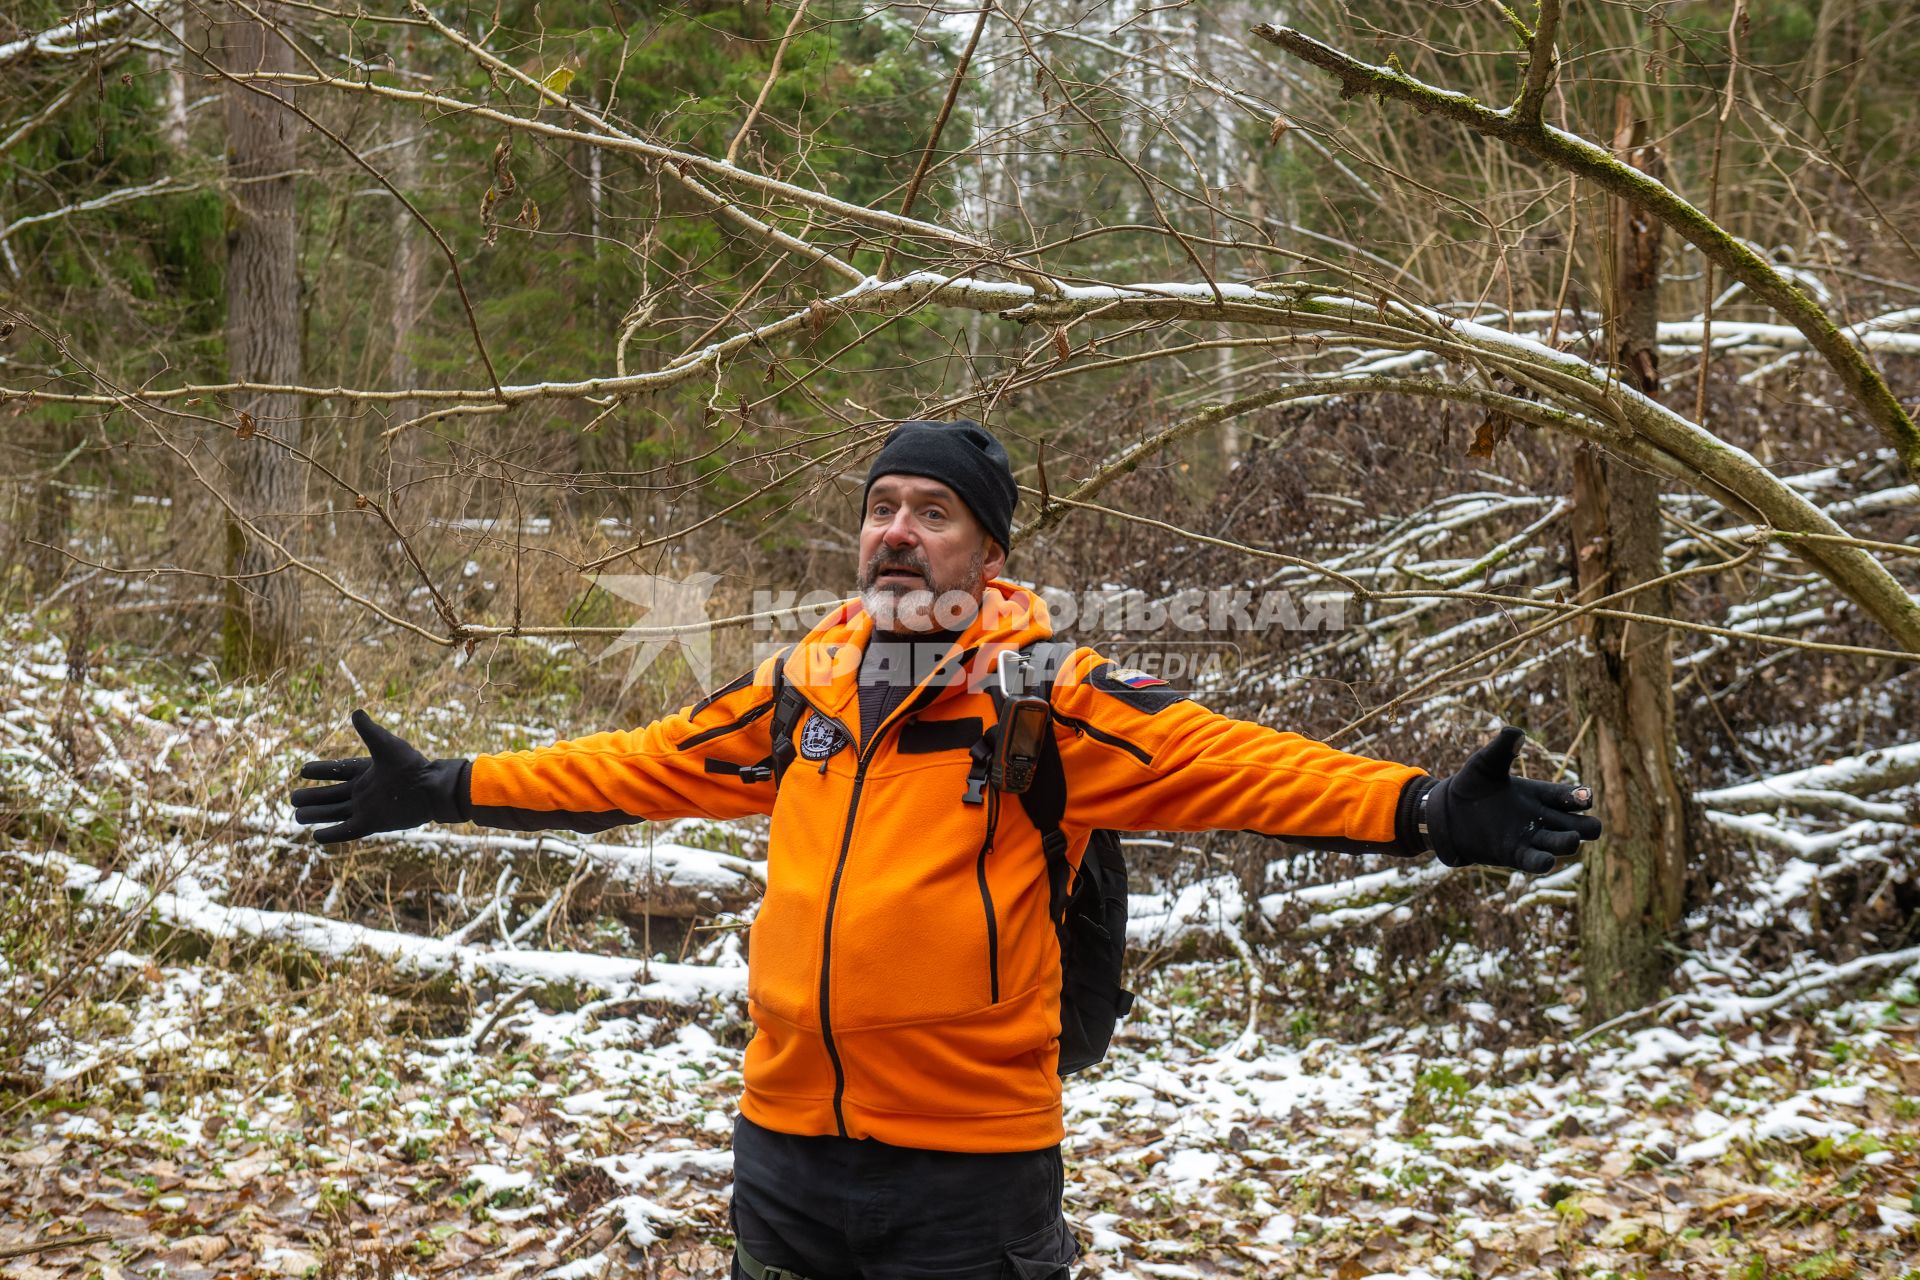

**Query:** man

left=291, top=420, right=1601, bottom=1280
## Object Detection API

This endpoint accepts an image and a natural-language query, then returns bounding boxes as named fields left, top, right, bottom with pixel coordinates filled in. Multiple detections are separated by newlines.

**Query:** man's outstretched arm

left=290, top=651, right=785, bottom=841
left=1046, top=649, right=1600, bottom=873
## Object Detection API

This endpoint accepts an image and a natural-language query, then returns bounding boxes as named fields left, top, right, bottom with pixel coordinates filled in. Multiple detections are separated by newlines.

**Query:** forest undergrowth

left=0, top=585, right=1916, bottom=1280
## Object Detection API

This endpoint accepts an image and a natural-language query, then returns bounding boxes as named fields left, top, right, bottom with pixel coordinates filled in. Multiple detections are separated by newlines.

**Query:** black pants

left=729, top=1115, right=1078, bottom=1280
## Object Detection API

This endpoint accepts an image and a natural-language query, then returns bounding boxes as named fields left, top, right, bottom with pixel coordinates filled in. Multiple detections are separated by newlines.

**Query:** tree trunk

left=1573, top=100, right=1693, bottom=1025
left=220, top=1, right=305, bottom=672
left=386, top=37, right=424, bottom=513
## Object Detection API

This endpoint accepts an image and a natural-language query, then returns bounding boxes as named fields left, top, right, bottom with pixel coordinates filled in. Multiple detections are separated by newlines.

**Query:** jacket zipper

left=817, top=748, right=866, bottom=1138
left=1052, top=710, right=1152, bottom=765
left=814, top=645, right=978, bottom=1137
left=677, top=698, right=774, bottom=750
left=975, top=785, right=1001, bottom=1004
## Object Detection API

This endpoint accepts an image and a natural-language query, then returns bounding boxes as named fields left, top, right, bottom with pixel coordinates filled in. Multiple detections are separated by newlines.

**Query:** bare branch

left=726, top=0, right=810, bottom=165
left=1514, top=0, right=1561, bottom=123
left=134, top=0, right=506, bottom=398
left=0, top=3, right=136, bottom=66
left=880, top=2, right=992, bottom=279
left=0, top=177, right=187, bottom=245
left=1250, top=22, right=1920, bottom=475
left=308, top=33, right=999, bottom=257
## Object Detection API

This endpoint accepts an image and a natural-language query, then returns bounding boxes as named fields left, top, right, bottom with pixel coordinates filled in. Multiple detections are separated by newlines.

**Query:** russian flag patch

left=1109, top=666, right=1167, bottom=688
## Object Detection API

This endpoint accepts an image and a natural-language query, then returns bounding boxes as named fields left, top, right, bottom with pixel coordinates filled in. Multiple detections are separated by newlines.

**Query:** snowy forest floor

left=4, top=616, right=1920, bottom=1279
left=2, top=953, right=1918, bottom=1280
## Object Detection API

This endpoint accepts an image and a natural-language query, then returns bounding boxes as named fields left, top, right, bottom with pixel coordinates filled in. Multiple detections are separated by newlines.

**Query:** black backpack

left=764, top=638, right=1133, bottom=1076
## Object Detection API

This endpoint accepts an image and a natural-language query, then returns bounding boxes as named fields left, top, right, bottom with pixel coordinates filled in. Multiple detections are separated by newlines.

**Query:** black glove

left=290, top=709, right=470, bottom=845
left=1399, top=725, right=1602, bottom=875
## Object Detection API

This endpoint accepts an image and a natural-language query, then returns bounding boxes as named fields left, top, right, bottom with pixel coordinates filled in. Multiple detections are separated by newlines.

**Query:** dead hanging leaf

left=354, top=494, right=370, bottom=510
left=491, top=136, right=517, bottom=197
left=806, top=299, right=830, bottom=339
left=1468, top=410, right=1514, bottom=459
left=479, top=184, right=501, bottom=249
left=1267, top=114, right=1292, bottom=144
left=1051, top=326, right=1071, bottom=363
left=235, top=410, right=256, bottom=440
left=516, top=198, right=541, bottom=231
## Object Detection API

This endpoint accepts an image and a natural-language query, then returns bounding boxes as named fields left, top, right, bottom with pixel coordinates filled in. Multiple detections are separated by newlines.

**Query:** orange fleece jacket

left=468, top=582, right=1423, bottom=1151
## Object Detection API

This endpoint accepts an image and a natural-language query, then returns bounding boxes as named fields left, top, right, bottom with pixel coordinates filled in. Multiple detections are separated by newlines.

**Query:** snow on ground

left=3, top=949, right=1917, bottom=1278
left=3, top=609, right=1919, bottom=1276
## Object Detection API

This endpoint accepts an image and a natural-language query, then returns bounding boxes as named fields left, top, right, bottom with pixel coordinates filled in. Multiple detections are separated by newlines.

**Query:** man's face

left=858, top=475, right=1007, bottom=634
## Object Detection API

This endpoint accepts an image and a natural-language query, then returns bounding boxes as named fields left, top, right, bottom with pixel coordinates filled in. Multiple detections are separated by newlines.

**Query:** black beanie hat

left=864, top=419, right=1018, bottom=551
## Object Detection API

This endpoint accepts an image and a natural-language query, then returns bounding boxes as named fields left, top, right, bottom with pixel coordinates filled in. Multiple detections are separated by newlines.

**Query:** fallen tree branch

left=1696, top=742, right=1920, bottom=810
left=148, top=801, right=766, bottom=918
left=0, top=1232, right=118, bottom=1262
left=41, top=849, right=749, bottom=1006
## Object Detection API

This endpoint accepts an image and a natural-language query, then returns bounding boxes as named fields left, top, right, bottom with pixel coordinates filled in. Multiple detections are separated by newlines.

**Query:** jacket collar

left=781, top=581, right=1054, bottom=745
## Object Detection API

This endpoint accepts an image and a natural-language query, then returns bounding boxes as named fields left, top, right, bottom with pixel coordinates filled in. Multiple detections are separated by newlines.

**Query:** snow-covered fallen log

left=1696, top=742, right=1920, bottom=812
left=149, top=801, right=767, bottom=918
left=1687, top=945, right=1920, bottom=1028
left=35, top=849, right=746, bottom=1007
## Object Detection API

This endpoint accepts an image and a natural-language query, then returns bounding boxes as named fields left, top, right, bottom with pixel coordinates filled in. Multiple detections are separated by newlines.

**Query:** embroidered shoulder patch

left=1088, top=662, right=1188, bottom=713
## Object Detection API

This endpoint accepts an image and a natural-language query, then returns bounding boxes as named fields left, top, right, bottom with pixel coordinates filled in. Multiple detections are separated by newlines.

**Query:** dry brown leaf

left=223, top=1151, right=275, bottom=1181
left=164, top=1233, right=229, bottom=1263
left=1467, top=410, right=1514, bottom=458
left=266, top=1246, right=322, bottom=1275
left=1577, top=1194, right=1628, bottom=1220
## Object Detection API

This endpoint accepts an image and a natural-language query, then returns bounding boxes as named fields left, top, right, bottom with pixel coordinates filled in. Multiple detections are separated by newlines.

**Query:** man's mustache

left=863, top=550, right=931, bottom=585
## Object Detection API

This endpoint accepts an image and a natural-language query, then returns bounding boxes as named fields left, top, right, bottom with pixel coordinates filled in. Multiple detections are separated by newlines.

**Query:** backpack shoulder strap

left=1013, top=638, right=1078, bottom=921
left=766, top=646, right=805, bottom=788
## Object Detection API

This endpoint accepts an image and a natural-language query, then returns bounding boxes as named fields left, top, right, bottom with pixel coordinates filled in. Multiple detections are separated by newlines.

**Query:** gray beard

left=860, top=546, right=987, bottom=635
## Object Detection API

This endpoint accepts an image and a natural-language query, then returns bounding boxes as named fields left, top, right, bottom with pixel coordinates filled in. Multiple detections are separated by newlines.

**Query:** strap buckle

left=734, top=1239, right=818, bottom=1280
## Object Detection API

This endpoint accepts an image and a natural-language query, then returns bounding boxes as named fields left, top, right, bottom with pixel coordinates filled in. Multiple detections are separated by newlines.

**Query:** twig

left=879, top=3, right=990, bottom=279
left=0, top=1232, right=117, bottom=1261
left=470, top=980, right=543, bottom=1051
left=1694, top=0, right=1748, bottom=428
left=726, top=0, right=811, bottom=165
